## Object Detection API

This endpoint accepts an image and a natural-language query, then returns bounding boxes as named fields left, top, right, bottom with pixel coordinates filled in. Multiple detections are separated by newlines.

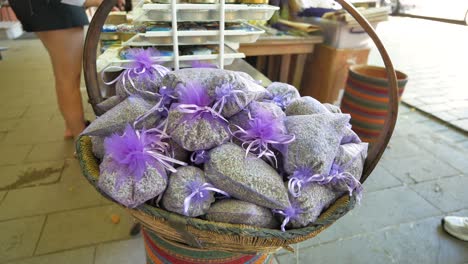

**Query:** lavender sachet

left=205, top=199, right=279, bottom=229
left=276, top=143, right=368, bottom=230
left=167, top=81, right=230, bottom=151
left=285, top=96, right=328, bottom=116
left=274, top=182, right=337, bottom=230
left=205, top=143, right=291, bottom=210
left=321, top=142, right=368, bottom=201
left=162, top=166, right=228, bottom=217
left=285, top=97, right=361, bottom=145
left=283, top=114, right=350, bottom=175
left=229, top=101, right=294, bottom=165
left=264, top=82, right=301, bottom=110
left=98, top=125, right=186, bottom=208
left=82, top=96, right=155, bottom=137
left=106, top=48, right=170, bottom=100
left=162, top=68, right=268, bottom=118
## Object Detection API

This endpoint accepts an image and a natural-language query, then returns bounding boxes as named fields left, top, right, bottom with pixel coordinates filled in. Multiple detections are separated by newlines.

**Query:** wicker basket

left=80, top=0, right=399, bottom=255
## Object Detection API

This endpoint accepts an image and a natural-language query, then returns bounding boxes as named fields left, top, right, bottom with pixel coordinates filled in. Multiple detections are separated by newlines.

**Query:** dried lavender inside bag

left=162, top=68, right=268, bottom=118
left=205, top=199, right=279, bottom=229
left=283, top=114, right=350, bottom=175
left=97, top=125, right=184, bottom=208
left=284, top=97, right=360, bottom=144
left=162, top=166, right=225, bottom=217
left=277, top=182, right=338, bottom=230
left=82, top=96, right=155, bottom=137
left=264, top=82, right=301, bottom=110
left=113, top=48, right=170, bottom=99
left=166, top=82, right=230, bottom=151
left=205, top=143, right=291, bottom=210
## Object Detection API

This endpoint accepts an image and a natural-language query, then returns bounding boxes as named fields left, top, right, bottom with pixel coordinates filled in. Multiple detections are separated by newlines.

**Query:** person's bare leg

left=36, top=27, right=86, bottom=138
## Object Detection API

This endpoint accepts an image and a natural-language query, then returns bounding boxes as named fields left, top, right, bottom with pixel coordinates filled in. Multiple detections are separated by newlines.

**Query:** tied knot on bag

left=133, top=86, right=178, bottom=127
left=176, top=81, right=228, bottom=124
left=211, top=82, right=247, bottom=115
left=319, top=163, right=363, bottom=203
left=104, top=125, right=187, bottom=190
left=265, top=92, right=295, bottom=110
left=102, top=48, right=170, bottom=98
left=287, top=167, right=325, bottom=198
left=190, top=150, right=210, bottom=165
left=183, top=180, right=229, bottom=215
left=230, top=110, right=295, bottom=167
left=273, top=202, right=322, bottom=232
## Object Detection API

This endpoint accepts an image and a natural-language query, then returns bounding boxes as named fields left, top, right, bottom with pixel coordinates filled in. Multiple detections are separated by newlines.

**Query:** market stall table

left=239, top=35, right=323, bottom=89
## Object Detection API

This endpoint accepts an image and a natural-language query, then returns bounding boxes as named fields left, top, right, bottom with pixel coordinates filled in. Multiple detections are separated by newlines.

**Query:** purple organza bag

left=229, top=101, right=285, bottom=129
left=274, top=183, right=336, bottom=230
left=98, top=125, right=186, bottom=208
left=322, top=142, right=368, bottom=198
left=205, top=199, right=279, bottom=229
left=285, top=96, right=328, bottom=116
left=82, top=96, right=155, bottom=137
left=162, top=166, right=228, bottom=217
left=105, top=48, right=170, bottom=100
left=283, top=114, right=350, bottom=175
left=264, top=82, right=301, bottom=110
left=205, top=143, right=291, bottom=210
left=323, top=103, right=342, bottom=113
left=276, top=143, right=368, bottom=231
left=285, top=97, right=361, bottom=145
left=162, top=68, right=268, bottom=118
left=229, top=101, right=294, bottom=166
left=167, top=81, right=230, bottom=151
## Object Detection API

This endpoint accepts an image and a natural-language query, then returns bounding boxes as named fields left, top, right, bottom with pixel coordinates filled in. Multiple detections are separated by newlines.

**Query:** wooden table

left=239, top=35, right=323, bottom=89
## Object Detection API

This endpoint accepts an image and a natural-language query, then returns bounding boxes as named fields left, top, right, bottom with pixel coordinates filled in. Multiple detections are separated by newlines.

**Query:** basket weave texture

left=76, top=136, right=357, bottom=254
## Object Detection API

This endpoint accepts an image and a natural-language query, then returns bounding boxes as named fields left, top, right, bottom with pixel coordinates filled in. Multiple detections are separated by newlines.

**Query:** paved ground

left=1, top=27, right=468, bottom=263
left=368, top=17, right=468, bottom=132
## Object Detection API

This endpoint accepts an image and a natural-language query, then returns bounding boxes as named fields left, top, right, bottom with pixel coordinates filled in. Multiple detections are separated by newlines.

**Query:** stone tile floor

left=368, top=17, right=468, bottom=132
left=1, top=29, right=468, bottom=264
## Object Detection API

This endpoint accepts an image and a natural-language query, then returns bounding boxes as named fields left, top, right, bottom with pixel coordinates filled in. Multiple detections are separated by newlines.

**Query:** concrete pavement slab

left=383, top=155, right=461, bottom=184
left=0, top=161, right=64, bottom=191
left=363, top=164, right=402, bottom=193
left=0, top=179, right=105, bottom=221
left=35, top=205, right=134, bottom=255
left=296, top=186, right=441, bottom=248
left=0, top=216, right=45, bottom=263
left=4, top=247, right=95, bottom=264
left=25, top=141, right=75, bottom=163
left=277, top=215, right=468, bottom=264
left=0, top=145, right=33, bottom=166
left=410, top=175, right=468, bottom=213
left=94, top=238, right=145, bottom=264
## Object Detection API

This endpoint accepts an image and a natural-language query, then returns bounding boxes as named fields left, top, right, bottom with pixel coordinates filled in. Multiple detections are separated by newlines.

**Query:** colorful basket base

left=142, top=228, right=273, bottom=264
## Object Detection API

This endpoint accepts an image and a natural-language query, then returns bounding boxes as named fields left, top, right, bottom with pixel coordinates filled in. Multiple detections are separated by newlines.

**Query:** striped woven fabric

left=341, top=65, right=407, bottom=143
left=142, top=228, right=273, bottom=264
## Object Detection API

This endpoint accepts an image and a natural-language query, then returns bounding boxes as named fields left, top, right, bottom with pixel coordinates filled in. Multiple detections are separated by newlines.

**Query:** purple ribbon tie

left=102, top=63, right=170, bottom=97
left=287, top=168, right=325, bottom=197
left=230, top=124, right=295, bottom=167
left=190, top=150, right=210, bottom=165
left=176, top=104, right=228, bottom=123
left=183, top=182, right=229, bottom=215
left=211, top=83, right=247, bottom=115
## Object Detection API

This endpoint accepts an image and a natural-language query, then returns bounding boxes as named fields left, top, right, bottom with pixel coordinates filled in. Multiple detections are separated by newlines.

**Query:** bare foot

left=64, top=128, right=73, bottom=140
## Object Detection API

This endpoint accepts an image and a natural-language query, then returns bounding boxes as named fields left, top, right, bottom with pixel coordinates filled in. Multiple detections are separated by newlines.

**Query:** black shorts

left=9, top=0, right=89, bottom=32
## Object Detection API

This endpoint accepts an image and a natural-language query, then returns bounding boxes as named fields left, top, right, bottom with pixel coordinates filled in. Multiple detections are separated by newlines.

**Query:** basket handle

left=83, top=0, right=118, bottom=116
left=335, top=0, right=399, bottom=183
